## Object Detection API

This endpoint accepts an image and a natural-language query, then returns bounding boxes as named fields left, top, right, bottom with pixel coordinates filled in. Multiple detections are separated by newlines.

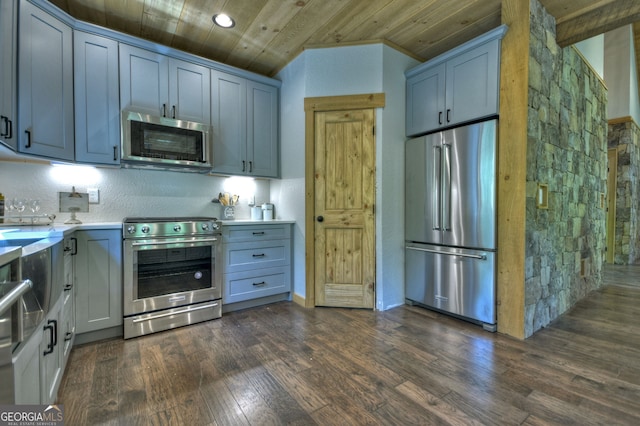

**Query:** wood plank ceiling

left=48, top=0, right=639, bottom=78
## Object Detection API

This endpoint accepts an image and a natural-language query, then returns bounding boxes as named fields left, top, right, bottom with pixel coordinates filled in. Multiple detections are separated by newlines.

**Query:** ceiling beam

left=555, top=0, right=640, bottom=46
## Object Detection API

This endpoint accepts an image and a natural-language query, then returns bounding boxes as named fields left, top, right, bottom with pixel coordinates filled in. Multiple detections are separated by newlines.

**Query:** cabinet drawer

left=223, top=224, right=290, bottom=243
left=223, top=267, right=290, bottom=304
left=224, top=239, right=290, bottom=273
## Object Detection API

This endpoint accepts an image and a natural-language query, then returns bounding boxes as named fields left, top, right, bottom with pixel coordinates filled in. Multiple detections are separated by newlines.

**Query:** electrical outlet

left=248, top=195, right=256, bottom=206
left=87, top=188, right=100, bottom=204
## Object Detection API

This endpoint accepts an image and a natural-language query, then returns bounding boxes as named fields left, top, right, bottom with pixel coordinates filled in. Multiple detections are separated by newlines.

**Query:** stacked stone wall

left=524, top=0, right=608, bottom=337
left=608, top=121, right=640, bottom=264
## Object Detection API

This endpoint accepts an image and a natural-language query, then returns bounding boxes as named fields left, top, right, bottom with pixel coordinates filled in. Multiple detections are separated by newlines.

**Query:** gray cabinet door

left=406, top=63, right=445, bottom=137
left=74, top=31, right=121, bottom=165
left=40, top=297, right=63, bottom=404
left=211, top=70, right=246, bottom=175
left=119, top=44, right=169, bottom=116
left=446, top=39, right=500, bottom=127
left=13, top=325, right=42, bottom=404
left=169, top=58, right=210, bottom=125
left=0, top=0, right=17, bottom=150
left=75, top=230, right=123, bottom=334
left=247, top=80, right=279, bottom=178
left=18, top=1, right=74, bottom=161
left=211, top=71, right=280, bottom=177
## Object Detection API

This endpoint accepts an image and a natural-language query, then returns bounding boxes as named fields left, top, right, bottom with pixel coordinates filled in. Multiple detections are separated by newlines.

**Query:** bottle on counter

left=0, top=192, right=4, bottom=223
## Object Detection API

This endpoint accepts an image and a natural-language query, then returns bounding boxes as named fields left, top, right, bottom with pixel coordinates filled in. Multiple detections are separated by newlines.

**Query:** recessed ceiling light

left=213, top=13, right=235, bottom=28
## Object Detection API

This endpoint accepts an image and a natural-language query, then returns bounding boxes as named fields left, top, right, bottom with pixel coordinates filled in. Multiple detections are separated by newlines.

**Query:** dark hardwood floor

left=58, top=264, right=640, bottom=425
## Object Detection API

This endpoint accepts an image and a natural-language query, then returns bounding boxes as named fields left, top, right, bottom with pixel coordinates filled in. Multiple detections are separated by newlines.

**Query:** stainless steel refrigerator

left=405, top=119, right=497, bottom=331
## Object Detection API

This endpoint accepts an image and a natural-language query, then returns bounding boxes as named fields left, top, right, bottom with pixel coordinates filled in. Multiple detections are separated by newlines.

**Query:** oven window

left=137, top=246, right=213, bottom=299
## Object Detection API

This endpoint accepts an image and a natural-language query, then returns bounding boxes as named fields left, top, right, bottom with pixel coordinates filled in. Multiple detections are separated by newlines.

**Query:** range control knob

left=211, top=222, right=220, bottom=230
left=141, top=225, right=150, bottom=233
left=126, top=225, right=136, bottom=234
left=174, top=224, right=182, bottom=232
left=201, top=223, right=210, bottom=231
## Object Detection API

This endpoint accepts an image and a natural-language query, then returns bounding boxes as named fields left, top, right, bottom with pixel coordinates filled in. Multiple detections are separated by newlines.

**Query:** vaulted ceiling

left=48, top=0, right=640, bottom=78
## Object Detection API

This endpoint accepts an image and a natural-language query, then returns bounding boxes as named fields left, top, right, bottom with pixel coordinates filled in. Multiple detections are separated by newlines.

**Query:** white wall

left=271, top=53, right=307, bottom=299
left=272, top=43, right=418, bottom=310
left=604, top=25, right=640, bottom=124
left=0, top=157, right=270, bottom=223
left=575, top=34, right=604, bottom=78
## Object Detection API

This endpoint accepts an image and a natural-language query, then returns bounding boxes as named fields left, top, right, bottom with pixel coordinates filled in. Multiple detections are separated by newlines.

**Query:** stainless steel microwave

left=121, top=110, right=212, bottom=171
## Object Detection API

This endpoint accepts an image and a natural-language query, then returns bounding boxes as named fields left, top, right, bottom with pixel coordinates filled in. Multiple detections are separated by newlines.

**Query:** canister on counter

left=261, top=203, right=274, bottom=221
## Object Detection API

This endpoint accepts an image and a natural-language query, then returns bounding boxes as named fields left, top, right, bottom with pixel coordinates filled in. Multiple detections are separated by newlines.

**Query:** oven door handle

left=131, top=302, right=220, bottom=323
left=131, top=237, right=218, bottom=247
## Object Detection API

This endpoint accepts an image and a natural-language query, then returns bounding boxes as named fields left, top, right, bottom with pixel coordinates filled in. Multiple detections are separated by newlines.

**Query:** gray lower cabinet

left=12, top=293, right=64, bottom=405
left=222, top=223, right=292, bottom=305
left=39, top=296, right=64, bottom=404
left=12, top=325, right=41, bottom=404
left=74, top=229, right=123, bottom=335
left=61, top=235, right=75, bottom=361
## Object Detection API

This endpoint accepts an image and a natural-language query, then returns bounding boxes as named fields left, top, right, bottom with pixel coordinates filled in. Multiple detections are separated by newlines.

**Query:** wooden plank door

left=314, top=109, right=375, bottom=308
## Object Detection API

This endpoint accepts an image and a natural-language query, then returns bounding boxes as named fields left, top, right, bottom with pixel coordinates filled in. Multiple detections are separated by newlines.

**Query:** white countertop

left=0, top=222, right=122, bottom=239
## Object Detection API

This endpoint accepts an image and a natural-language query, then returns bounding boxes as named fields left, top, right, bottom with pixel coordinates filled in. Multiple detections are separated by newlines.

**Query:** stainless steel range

left=122, top=217, right=222, bottom=339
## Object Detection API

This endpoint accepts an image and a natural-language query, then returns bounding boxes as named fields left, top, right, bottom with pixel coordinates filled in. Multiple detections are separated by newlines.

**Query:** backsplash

left=0, top=160, right=271, bottom=223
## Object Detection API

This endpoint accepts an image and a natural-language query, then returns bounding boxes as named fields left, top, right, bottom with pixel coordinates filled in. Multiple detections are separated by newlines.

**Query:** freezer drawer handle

left=406, top=245, right=486, bottom=260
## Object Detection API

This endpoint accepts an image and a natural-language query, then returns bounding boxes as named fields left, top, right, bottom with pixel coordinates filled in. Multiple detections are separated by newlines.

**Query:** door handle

left=317, top=216, right=324, bottom=222
left=0, top=115, right=11, bottom=138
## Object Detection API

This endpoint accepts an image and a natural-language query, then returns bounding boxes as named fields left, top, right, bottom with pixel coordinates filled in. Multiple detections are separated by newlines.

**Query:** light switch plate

left=87, top=188, right=100, bottom=204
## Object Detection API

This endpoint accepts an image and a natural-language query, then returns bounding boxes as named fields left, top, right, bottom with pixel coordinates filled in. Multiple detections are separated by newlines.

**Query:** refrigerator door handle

left=442, top=144, right=452, bottom=231
left=432, top=145, right=441, bottom=230
left=405, top=245, right=487, bottom=260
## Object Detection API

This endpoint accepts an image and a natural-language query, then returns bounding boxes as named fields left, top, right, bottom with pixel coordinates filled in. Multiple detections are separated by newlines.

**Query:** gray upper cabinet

left=211, top=71, right=279, bottom=178
left=74, top=31, right=121, bottom=165
left=120, top=44, right=210, bottom=125
left=0, top=0, right=17, bottom=150
left=247, top=80, right=279, bottom=177
left=18, top=0, right=74, bottom=161
left=169, top=58, right=211, bottom=125
left=405, top=25, right=507, bottom=137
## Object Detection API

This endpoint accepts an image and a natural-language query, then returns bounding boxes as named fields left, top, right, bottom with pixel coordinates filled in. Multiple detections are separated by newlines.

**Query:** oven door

left=123, top=237, right=221, bottom=317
